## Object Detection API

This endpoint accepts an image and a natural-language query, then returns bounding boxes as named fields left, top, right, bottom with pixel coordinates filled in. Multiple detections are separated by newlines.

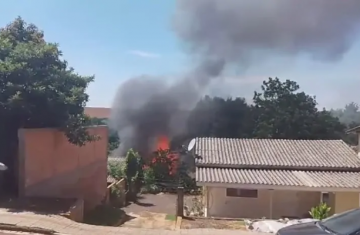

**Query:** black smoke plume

left=110, top=0, right=360, bottom=156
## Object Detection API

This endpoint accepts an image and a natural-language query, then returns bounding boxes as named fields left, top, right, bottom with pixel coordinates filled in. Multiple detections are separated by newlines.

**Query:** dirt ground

left=122, top=211, right=176, bottom=230
left=181, top=217, right=247, bottom=230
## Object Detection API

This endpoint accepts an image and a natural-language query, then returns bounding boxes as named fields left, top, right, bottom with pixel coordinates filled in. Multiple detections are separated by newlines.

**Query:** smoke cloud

left=110, top=0, right=360, bottom=156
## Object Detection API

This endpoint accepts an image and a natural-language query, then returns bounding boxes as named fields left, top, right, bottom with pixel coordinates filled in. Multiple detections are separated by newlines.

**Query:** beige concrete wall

left=358, top=132, right=360, bottom=155
left=329, top=192, right=359, bottom=214
left=294, top=191, right=321, bottom=218
left=18, top=126, right=108, bottom=211
left=207, top=187, right=320, bottom=219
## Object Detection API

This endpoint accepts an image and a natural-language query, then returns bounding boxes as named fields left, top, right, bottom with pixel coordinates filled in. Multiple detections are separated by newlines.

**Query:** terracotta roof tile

left=195, top=138, right=360, bottom=169
left=196, top=167, right=360, bottom=188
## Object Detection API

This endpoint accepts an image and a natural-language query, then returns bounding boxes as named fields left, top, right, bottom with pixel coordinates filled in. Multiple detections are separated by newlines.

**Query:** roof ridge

left=195, top=137, right=360, bottom=169
left=196, top=165, right=360, bottom=172
left=196, top=137, right=344, bottom=141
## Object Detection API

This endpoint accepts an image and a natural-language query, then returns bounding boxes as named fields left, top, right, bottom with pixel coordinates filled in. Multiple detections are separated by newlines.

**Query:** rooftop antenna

left=187, top=138, right=196, bottom=152
left=0, top=162, right=8, bottom=171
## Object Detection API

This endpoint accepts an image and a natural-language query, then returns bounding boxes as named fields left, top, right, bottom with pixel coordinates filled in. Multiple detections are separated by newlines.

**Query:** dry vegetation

left=181, top=217, right=247, bottom=230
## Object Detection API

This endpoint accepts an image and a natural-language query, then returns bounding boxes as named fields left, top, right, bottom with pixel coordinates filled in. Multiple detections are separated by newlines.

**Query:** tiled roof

left=195, top=138, right=360, bottom=169
left=196, top=167, right=360, bottom=189
left=84, top=107, right=111, bottom=119
left=346, top=125, right=360, bottom=133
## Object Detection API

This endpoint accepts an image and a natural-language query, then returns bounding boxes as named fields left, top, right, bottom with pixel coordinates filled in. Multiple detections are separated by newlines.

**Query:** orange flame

left=157, top=135, right=169, bottom=150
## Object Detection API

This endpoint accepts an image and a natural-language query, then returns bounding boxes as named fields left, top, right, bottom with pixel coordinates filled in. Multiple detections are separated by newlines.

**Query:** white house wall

left=206, top=186, right=321, bottom=219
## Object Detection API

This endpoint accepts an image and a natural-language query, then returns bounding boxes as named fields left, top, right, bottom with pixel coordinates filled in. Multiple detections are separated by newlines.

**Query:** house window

left=321, top=192, right=330, bottom=204
left=226, top=188, right=258, bottom=198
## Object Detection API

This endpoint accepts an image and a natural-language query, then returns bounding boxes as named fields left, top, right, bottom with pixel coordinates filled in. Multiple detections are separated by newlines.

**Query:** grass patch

left=84, top=205, right=126, bottom=226
left=165, top=214, right=177, bottom=221
left=237, top=220, right=246, bottom=225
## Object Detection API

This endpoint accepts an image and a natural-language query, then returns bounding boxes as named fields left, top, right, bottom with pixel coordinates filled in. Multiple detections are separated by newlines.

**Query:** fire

left=156, top=135, right=170, bottom=150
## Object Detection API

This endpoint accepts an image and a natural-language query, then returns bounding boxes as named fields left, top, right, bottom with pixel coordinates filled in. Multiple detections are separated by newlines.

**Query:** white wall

left=207, top=186, right=271, bottom=218
left=206, top=186, right=320, bottom=219
left=358, top=133, right=360, bottom=156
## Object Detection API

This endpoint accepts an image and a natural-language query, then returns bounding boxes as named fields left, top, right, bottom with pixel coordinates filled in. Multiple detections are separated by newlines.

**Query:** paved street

left=0, top=209, right=266, bottom=235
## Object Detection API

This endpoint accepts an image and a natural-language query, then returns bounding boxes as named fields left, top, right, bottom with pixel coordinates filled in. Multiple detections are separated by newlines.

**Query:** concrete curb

left=0, top=223, right=57, bottom=235
left=175, top=217, right=182, bottom=230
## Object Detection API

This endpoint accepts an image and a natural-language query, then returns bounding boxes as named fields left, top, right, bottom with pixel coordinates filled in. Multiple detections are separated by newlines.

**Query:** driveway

left=121, top=193, right=178, bottom=229
left=123, top=193, right=177, bottom=215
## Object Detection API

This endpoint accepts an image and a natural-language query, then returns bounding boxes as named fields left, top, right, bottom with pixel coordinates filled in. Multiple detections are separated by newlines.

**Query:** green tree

left=252, top=77, right=345, bottom=139
left=331, top=102, right=360, bottom=126
left=331, top=102, right=360, bottom=145
left=89, top=117, right=120, bottom=155
left=187, top=96, right=254, bottom=139
left=0, top=17, right=95, bottom=190
left=108, top=131, right=120, bottom=155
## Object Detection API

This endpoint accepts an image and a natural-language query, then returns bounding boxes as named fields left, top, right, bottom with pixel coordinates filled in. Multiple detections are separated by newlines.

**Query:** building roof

left=195, top=138, right=360, bottom=169
left=196, top=167, right=360, bottom=189
left=346, top=125, right=360, bottom=133
left=84, top=107, right=111, bottom=119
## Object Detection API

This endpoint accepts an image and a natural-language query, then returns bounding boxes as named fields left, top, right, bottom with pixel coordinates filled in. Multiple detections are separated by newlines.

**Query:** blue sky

left=1, top=0, right=359, bottom=108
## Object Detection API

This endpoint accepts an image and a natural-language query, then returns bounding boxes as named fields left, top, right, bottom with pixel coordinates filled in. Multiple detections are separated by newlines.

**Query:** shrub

left=141, top=167, right=159, bottom=193
left=143, top=167, right=156, bottom=185
left=108, top=161, right=124, bottom=180
left=148, top=149, right=179, bottom=180
left=309, top=202, right=331, bottom=220
left=124, top=149, right=140, bottom=181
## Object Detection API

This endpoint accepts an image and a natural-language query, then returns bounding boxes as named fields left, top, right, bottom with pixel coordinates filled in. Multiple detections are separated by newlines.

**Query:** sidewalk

left=0, top=209, right=262, bottom=235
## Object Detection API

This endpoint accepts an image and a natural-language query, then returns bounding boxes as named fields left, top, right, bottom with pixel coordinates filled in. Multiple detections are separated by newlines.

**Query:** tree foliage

left=331, top=102, right=360, bottom=145
left=123, top=148, right=140, bottom=181
left=0, top=17, right=96, bottom=144
left=187, top=96, right=255, bottom=139
left=123, top=148, right=143, bottom=200
left=0, top=17, right=96, bottom=189
left=252, top=78, right=344, bottom=140
left=108, top=161, right=124, bottom=180
left=108, top=131, right=120, bottom=155
left=184, top=77, right=347, bottom=144
left=331, top=102, right=360, bottom=127
left=146, top=149, right=179, bottom=180
left=89, top=117, right=120, bottom=155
